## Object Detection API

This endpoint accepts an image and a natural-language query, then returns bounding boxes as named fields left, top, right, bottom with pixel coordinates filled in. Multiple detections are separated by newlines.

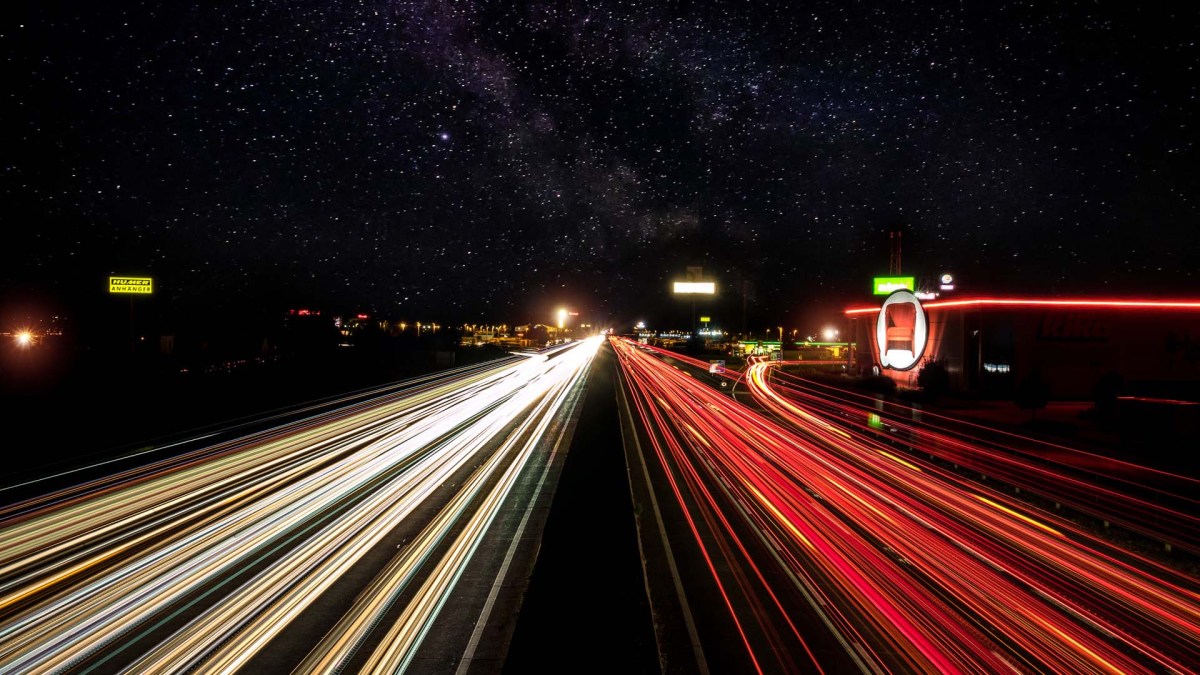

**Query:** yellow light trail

left=0, top=338, right=602, bottom=674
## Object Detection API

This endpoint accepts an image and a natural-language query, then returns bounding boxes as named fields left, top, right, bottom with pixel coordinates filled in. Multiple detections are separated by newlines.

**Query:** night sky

left=5, top=1, right=1199, bottom=333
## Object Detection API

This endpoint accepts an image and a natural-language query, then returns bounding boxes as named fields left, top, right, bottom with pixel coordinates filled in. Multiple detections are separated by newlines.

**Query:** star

left=3, top=1, right=1193, bottom=328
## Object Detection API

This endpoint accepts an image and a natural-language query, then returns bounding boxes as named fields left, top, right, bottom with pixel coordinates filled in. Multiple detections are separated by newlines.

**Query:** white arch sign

left=876, top=289, right=928, bottom=371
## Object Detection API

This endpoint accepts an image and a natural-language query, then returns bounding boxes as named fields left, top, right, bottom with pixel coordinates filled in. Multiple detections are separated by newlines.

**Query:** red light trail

left=613, top=337, right=1200, bottom=673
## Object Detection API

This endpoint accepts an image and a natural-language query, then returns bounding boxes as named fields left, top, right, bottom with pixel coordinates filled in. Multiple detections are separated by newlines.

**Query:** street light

left=557, top=308, right=568, bottom=330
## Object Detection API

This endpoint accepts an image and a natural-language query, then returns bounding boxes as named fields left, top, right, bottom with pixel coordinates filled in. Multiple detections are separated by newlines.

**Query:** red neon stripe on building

left=844, top=298, right=1200, bottom=315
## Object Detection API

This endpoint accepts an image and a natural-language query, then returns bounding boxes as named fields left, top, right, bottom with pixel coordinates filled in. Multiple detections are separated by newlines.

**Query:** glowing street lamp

left=823, top=327, right=839, bottom=341
left=557, top=308, right=568, bottom=330
left=14, top=330, right=34, bottom=348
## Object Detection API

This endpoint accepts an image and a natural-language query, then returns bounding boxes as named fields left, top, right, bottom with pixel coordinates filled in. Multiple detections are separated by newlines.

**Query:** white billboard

left=673, top=282, right=715, bottom=294
left=876, top=289, right=928, bottom=371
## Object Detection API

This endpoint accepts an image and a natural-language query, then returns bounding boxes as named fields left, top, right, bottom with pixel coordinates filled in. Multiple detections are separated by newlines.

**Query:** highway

left=612, top=337, right=1200, bottom=674
left=0, top=336, right=602, bottom=674
left=748, top=361, right=1200, bottom=555
left=6, top=333, right=1198, bottom=674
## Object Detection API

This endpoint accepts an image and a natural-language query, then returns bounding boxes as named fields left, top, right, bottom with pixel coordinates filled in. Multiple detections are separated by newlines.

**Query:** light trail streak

left=613, top=337, right=1200, bottom=673
left=750, top=365, right=1200, bottom=668
left=0, top=337, right=601, bottom=674
left=292, top=339, right=595, bottom=674
left=762, top=366, right=1200, bottom=554
left=615, top=340, right=975, bottom=673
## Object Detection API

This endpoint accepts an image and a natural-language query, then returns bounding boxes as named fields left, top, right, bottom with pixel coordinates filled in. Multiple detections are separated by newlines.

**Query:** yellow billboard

left=109, top=276, right=153, bottom=294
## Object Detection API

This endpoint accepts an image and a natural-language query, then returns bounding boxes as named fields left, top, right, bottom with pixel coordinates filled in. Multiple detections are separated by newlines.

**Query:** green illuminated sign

left=873, top=276, right=914, bottom=295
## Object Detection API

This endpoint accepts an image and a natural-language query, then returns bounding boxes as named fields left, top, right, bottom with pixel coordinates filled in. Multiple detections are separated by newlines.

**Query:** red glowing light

left=1116, top=396, right=1200, bottom=406
left=845, top=297, right=1200, bottom=315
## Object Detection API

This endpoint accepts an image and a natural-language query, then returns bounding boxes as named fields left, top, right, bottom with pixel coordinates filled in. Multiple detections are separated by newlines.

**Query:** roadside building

left=845, top=296, right=1200, bottom=401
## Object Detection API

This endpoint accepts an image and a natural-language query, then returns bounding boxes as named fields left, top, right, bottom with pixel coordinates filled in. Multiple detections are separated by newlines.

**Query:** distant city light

left=14, top=330, right=34, bottom=348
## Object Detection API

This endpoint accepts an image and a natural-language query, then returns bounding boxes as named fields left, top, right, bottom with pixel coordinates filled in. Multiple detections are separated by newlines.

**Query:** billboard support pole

left=108, top=276, right=153, bottom=353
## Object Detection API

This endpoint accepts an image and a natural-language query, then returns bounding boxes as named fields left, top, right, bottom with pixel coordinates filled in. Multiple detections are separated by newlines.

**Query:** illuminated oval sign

left=876, top=289, right=928, bottom=371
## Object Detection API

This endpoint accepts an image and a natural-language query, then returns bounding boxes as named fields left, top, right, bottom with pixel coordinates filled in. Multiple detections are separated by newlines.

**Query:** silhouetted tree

left=526, top=325, right=550, bottom=347
left=1015, top=366, right=1051, bottom=421
left=1092, top=370, right=1123, bottom=421
left=917, top=359, right=951, bottom=400
left=860, top=374, right=897, bottom=395
left=280, top=314, right=338, bottom=358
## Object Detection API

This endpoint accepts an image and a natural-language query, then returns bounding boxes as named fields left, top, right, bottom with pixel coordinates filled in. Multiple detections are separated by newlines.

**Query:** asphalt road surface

left=503, top=340, right=660, bottom=674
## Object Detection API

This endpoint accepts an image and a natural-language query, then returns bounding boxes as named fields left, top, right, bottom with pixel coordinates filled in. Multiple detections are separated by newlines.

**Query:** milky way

left=5, top=1, right=1198, bottom=329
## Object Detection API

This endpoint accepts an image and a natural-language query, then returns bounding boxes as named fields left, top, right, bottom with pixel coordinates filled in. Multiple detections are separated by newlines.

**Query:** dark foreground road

left=503, top=342, right=660, bottom=674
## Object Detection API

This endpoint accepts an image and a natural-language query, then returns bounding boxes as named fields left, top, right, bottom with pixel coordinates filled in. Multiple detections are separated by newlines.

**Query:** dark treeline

left=1, top=308, right=508, bottom=481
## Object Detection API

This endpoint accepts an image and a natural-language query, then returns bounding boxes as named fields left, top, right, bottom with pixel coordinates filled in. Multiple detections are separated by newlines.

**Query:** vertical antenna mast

left=889, top=229, right=902, bottom=275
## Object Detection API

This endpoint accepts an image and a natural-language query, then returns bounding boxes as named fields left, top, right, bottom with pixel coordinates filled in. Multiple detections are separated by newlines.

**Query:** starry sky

left=5, top=1, right=1199, bottom=333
